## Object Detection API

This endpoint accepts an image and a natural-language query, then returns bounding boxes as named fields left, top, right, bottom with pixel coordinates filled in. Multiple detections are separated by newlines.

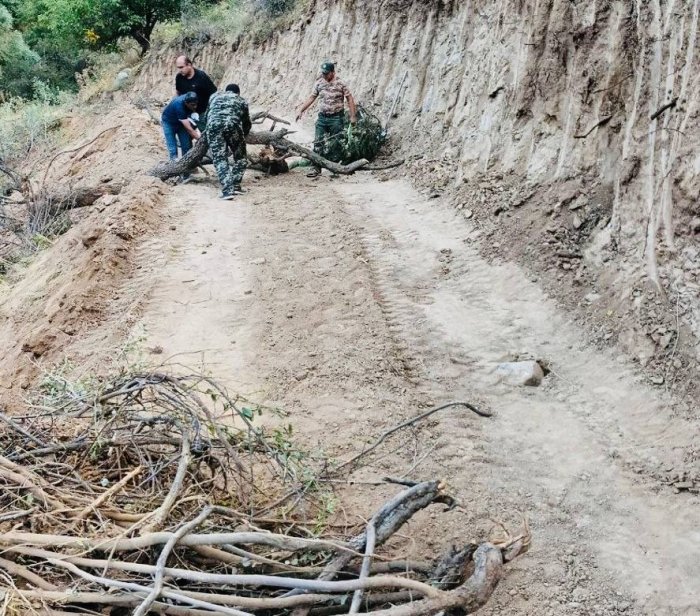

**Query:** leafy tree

left=0, top=3, right=41, bottom=98
left=92, top=0, right=183, bottom=54
left=18, top=0, right=185, bottom=56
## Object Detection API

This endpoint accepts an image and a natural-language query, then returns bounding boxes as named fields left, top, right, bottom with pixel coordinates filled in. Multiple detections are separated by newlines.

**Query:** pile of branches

left=0, top=372, right=529, bottom=615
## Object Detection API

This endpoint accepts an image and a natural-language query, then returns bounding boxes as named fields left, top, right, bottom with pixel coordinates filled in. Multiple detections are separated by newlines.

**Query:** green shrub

left=341, top=106, right=386, bottom=163
left=0, top=92, right=72, bottom=187
left=178, top=0, right=250, bottom=44
left=254, top=0, right=296, bottom=16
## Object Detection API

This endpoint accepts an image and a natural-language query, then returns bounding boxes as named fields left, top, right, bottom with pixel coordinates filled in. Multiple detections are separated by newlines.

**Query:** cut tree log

left=149, top=130, right=369, bottom=181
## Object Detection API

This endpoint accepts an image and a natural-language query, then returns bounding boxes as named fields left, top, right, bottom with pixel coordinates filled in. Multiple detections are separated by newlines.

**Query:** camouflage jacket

left=206, top=92, right=252, bottom=135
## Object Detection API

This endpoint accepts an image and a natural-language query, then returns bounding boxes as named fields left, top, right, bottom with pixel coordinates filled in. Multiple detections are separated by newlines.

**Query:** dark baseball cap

left=183, top=91, right=198, bottom=103
left=321, top=62, right=335, bottom=74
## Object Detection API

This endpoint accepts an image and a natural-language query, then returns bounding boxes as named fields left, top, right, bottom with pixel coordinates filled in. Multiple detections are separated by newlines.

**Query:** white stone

left=495, top=360, right=545, bottom=386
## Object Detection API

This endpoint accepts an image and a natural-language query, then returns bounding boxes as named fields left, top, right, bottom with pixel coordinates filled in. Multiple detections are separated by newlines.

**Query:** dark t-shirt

left=161, top=94, right=192, bottom=125
left=175, top=68, right=217, bottom=114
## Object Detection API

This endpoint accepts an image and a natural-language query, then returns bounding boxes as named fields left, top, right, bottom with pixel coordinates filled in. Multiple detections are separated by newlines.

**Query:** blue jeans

left=162, top=121, right=192, bottom=160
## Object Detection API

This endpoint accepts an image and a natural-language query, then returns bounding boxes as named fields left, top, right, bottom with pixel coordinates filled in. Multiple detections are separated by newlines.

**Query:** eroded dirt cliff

left=137, top=0, right=700, bottom=404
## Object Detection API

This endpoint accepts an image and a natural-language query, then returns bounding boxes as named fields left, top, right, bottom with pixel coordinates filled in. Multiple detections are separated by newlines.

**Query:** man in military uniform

left=296, top=62, right=357, bottom=177
left=206, top=84, right=252, bottom=200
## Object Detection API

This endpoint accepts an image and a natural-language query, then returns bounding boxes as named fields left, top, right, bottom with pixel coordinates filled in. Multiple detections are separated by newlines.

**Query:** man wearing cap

left=296, top=61, right=357, bottom=177
left=161, top=91, right=201, bottom=161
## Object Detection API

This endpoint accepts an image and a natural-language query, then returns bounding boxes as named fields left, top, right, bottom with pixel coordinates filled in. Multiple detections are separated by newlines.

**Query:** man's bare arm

left=179, top=118, right=201, bottom=141
left=346, top=93, right=357, bottom=124
left=295, top=94, right=317, bottom=121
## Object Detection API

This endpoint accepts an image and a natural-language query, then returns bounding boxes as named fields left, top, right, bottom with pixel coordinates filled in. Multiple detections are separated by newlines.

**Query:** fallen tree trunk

left=149, top=130, right=369, bottom=181
left=39, top=183, right=122, bottom=211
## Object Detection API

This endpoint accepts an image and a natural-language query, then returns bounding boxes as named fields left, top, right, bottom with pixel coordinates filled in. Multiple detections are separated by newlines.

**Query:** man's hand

left=349, top=116, right=357, bottom=125
left=295, top=111, right=304, bottom=122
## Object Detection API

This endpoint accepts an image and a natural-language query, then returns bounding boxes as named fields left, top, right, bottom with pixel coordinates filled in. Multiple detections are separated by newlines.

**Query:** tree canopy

left=0, top=3, right=40, bottom=98
left=15, top=0, right=183, bottom=55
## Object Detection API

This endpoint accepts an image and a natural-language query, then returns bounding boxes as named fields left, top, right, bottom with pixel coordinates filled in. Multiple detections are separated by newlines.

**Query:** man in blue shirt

left=161, top=91, right=201, bottom=161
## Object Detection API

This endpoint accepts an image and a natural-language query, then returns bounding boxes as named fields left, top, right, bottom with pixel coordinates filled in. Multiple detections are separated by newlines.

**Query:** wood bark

left=149, top=130, right=369, bottom=181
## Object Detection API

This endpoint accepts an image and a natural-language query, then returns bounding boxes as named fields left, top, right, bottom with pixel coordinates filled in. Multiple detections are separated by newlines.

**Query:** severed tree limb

left=349, top=520, right=376, bottom=613
left=362, top=159, right=405, bottom=171
left=0, top=411, right=46, bottom=447
left=3, top=587, right=344, bottom=612
left=290, top=481, right=450, bottom=616
left=0, top=530, right=356, bottom=554
left=335, top=402, right=491, bottom=473
left=75, top=465, right=142, bottom=521
left=134, top=506, right=214, bottom=616
left=0, top=589, right=241, bottom=616
left=251, top=111, right=291, bottom=125
left=26, top=547, right=441, bottom=598
left=143, top=433, right=191, bottom=533
left=362, top=543, right=525, bottom=616
left=273, top=139, right=369, bottom=174
left=149, top=130, right=368, bottom=181
left=0, top=456, right=68, bottom=511
left=429, top=543, right=477, bottom=589
left=0, top=556, right=58, bottom=591
left=192, top=544, right=243, bottom=566
left=39, top=183, right=123, bottom=212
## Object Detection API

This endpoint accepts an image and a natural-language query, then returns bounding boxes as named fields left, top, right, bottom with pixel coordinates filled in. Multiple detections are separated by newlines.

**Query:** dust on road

left=125, top=169, right=699, bottom=616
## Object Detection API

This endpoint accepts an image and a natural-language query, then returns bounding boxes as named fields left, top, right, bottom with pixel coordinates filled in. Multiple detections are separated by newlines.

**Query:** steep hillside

left=137, top=0, right=699, bottom=404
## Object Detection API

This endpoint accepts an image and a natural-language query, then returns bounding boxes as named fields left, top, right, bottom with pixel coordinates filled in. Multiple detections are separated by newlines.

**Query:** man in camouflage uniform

left=205, top=84, right=252, bottom=200
left=296, top=62, right=357, bottom=177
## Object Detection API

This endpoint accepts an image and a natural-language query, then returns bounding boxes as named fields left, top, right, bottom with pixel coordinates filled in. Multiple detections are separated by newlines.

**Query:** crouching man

left=206, top=84, right=252, bottom=200
left=161, top=91, right=201, bottom=161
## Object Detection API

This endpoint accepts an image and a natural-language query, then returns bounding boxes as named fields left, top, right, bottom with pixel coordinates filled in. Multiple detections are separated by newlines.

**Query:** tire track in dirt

left=105, top=168, right=699, bottom=616
left=334, top=176, right=700, bottom=616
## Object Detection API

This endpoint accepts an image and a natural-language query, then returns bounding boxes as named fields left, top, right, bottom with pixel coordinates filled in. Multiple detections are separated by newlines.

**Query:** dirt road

left=126, top=168, right=699, bottom=616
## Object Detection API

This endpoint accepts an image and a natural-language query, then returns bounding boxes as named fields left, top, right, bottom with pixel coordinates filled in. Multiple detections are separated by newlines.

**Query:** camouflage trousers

left=206, top=122, right=247, bottom=195
left=313, top=113, right=345, bottom=170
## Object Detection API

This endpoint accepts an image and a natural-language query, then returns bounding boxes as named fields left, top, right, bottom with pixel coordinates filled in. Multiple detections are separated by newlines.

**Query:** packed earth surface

left=9, top=112, right=695, bottom=615
left=2, top=1, right=700, bottom=614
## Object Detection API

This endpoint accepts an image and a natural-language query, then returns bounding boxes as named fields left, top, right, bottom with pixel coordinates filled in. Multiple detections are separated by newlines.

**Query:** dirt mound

left=0, top=175, right=166, bottom=405
left=0, top=96, right=172, bottom=404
